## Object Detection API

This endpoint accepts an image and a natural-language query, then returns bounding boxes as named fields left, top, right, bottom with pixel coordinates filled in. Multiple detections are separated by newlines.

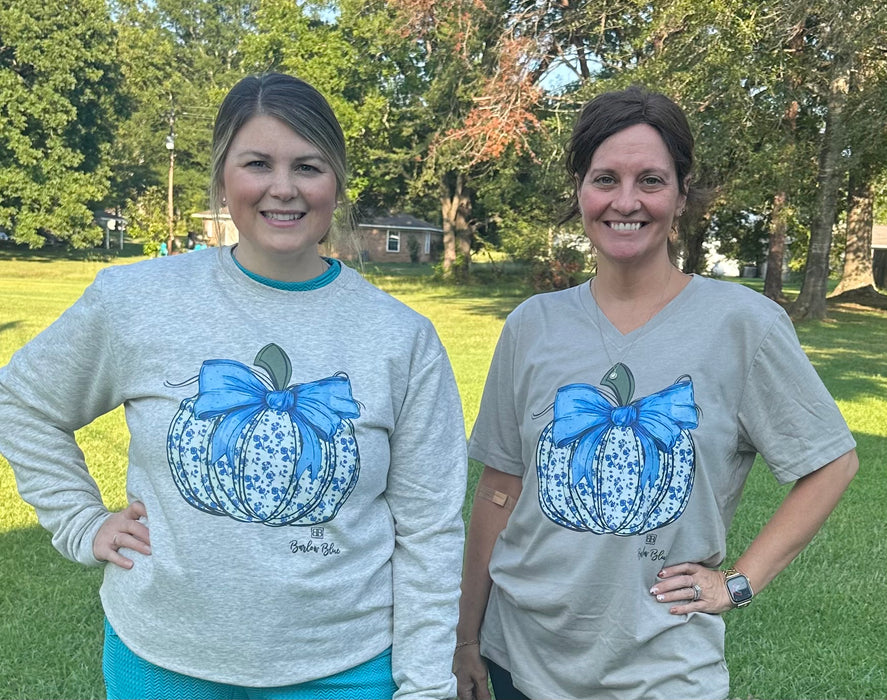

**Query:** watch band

left=723, top=567, right=754, bottom=608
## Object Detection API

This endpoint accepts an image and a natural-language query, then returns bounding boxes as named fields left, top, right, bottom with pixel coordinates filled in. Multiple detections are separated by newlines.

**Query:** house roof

left=192, top=207, right=231, bottom=220
left=873, top=224, right=887, bottom=249
left=358, top=214, right=443, bottom=233
left=93, top=210, right=127, bottom=224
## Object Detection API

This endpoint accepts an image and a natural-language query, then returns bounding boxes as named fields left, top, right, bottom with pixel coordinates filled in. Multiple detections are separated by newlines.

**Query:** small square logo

left=310, top=527, right=325, bottom=539
left=645, top=534, right=657, bottom=545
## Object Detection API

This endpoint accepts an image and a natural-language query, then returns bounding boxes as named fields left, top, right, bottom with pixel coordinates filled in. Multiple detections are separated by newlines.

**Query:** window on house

left=387, top=231, right=400, bottom=253
left=424, top=232, right=431, bottom=255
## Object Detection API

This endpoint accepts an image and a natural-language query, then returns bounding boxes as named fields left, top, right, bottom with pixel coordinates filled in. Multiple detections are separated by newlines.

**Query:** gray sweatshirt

left=0, top=247, right=466, bottom=696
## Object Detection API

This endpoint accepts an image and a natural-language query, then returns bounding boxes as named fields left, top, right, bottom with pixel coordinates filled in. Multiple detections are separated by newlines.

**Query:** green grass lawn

left=1, top=248, right=886, bottom=699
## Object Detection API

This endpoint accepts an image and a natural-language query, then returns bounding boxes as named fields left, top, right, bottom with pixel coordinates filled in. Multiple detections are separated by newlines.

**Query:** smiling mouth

left=608, top=222, right=644, bottom=231
left=263, top=211, right=305, bottom=221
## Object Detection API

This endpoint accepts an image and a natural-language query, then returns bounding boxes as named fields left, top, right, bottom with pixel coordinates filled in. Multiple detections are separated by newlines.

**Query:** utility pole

left=166, top=102, right=176, bottom=254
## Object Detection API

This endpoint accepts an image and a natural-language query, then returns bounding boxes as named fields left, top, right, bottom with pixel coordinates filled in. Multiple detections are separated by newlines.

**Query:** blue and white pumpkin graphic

left=537, top=363, right=698, bottom=535
left=167, top=343, right=360, bottom=526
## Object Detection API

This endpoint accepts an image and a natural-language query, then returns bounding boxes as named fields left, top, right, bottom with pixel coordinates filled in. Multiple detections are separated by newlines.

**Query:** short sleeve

left=467, top=319, right=525, bottom=476
left=737, top=311, right=856, bottom=483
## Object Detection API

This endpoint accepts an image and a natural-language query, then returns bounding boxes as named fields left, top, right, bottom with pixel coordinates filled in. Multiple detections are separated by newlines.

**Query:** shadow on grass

left=361, top=264, right=534, bottom=321
left=795, top=303, right=887, bottom=403
left=425, top=287, right=530, bottom=320
left=0, top=526, right=105, bottom=699
left=724, top=424, right=887, bottom=699
left=0, top=241, right=145, bottom=264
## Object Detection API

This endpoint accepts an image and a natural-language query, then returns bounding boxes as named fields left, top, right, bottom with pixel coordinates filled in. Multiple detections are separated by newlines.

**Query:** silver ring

left=112, top=534, right=119, bottom=548
left=692, top=583, right=702, bottom=601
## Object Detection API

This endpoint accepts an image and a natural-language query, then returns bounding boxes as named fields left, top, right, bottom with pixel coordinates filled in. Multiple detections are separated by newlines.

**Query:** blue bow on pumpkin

left=193, top=359, right=360, bottom=480
left=552, top=379, right=698, bottom=488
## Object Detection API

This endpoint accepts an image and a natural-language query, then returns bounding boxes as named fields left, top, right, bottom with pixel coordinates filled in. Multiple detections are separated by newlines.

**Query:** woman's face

left=222, top=114, right=338, bottom=280
left=577, top=123, right=686, bottom=267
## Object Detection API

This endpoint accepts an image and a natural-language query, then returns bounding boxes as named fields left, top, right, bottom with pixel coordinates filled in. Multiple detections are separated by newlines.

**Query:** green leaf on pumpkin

left=601, top=362, right=635, bottom=406
left=254, top=343, right=292, bottom=390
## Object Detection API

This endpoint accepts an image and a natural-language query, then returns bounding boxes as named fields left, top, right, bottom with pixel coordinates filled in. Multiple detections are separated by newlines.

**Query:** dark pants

left=484, top=658, right=531, bottom=700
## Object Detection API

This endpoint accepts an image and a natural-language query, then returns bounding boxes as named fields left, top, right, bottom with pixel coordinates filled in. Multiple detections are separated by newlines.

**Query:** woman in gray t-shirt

left=453, top=86, right=858, bottom=700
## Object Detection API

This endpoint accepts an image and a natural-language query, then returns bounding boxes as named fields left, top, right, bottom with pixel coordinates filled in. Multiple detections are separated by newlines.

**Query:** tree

left=790, top=31, right=851, bottom=320
left=238, top=0, right=396, bottom=211
left=379, top=0, right=505, bottom=278
left=383, top=0, right=592, bottom=279
left=785, top=1, right=885, bottom=317
left=111, top=0, right=254, bottom=251
left=0, top=0, right=126, bottom=247
left=829, top=10, right=887, bottom=301
left=831, top=167, right=875, bottom=294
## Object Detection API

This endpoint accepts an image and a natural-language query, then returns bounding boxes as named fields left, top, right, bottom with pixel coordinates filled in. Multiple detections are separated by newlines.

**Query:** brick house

left=324, top=214, right=444, bottom=264
left=191, top=210, right=443, bottom=264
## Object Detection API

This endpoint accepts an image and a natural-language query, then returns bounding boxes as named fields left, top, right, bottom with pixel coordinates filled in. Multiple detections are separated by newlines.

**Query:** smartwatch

left=723, top=568, right=754, bottom=607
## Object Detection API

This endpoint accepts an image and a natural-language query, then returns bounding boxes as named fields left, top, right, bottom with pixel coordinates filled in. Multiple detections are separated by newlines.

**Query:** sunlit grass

left=1, top=251, right=886, bottom=698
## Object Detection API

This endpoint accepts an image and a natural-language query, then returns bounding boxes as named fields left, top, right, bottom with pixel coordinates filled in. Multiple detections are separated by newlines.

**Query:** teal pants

left=103, top=619, right=397, bottom=699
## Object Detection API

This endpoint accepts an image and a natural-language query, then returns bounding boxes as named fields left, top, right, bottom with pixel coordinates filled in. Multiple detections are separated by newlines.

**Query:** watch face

left=727, top=574, right=753, bottom=604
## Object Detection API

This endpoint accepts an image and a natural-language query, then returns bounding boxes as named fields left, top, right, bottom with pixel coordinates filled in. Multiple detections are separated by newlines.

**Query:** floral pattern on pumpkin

left=167, top=343, right=360, bottom=526
left=536, top=362, right=699, bottom=535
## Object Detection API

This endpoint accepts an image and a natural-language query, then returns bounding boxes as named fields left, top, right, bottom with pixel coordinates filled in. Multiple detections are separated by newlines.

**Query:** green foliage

left=2, top=259, right=887, bottom=699
left=531, top=244, right=589, bottom=292
left=125, top=186, right=169, bottom=244
left=874, top=171, right=887, bottom=225
left=1, top=0, right=885, bottom=289
left=497, top=215, right=553, bottom=264
left=141, top=240, right=161, bottom=257
left=432, top=252, right=472, bottom=283
left=468, top=106, right=576, bottom=283
left=0, top=0, right=126, bottom=247
left=707, top=208, right=770, bottom=267
left=110, top=0, right=254, bottom=215
left=239, top=0, right=400, bottom=209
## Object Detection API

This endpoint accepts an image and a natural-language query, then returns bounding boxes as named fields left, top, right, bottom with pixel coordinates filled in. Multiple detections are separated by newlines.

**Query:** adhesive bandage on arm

left=476, top=485, right=516, bottom=512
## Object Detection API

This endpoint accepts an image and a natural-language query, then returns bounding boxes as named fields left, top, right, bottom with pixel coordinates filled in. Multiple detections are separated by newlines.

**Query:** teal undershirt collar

left=231, top=249, right=341, bottom=290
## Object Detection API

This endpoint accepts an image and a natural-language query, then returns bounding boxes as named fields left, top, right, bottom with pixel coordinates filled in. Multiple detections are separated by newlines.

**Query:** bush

left=142, top=240, right=161, bottom=257
left=407, top=235, right=421, bottom=263
left=531, top=245, right=589, bottom=291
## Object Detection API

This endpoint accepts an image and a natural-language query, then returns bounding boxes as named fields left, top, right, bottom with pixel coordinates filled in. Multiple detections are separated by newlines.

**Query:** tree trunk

left=680, top=222, right=706, bottom=274
left=791, top=50, right=850, bottom=321
left=439, top=171, right=472, bottom=280
left=766, top=97, right=800, bottom=303
left=830, top=166, right=875, bottom=296
left=440, top=198, right=457, bottom=276
left=763, top=191, right=788, bottom=302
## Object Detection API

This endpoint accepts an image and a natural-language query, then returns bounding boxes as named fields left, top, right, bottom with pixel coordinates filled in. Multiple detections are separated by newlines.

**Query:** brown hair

left=562, top=86, right=699, bottom=224
left=209, top=73, right=352, bottom=234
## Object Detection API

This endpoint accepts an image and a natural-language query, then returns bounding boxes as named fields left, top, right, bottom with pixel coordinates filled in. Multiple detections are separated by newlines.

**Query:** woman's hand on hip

left=93, top=501, right=151, bottom=569
left=650, top=562, right=733, bottom=615
left=454, top=643, right=491, bottom=700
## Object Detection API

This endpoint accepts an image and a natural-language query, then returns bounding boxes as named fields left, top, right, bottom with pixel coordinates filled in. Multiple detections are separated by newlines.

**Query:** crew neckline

left=230, top=248, right=341, bottom=291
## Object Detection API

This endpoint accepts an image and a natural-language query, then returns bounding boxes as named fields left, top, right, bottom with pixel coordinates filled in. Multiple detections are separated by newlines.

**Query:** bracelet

left=455, top=639, right=479, bottom=650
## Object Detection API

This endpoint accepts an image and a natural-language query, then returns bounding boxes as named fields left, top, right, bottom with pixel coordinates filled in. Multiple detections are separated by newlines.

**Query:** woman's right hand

left=93, top=501, right=151, bottom=569
left=454, top=643, right=490, bottom=700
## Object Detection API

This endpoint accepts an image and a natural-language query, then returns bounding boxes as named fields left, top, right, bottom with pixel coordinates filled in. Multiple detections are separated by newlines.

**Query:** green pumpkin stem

left=601, top=362, right=635, bottom=405
left=254, top=343, right=292, bottom=390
